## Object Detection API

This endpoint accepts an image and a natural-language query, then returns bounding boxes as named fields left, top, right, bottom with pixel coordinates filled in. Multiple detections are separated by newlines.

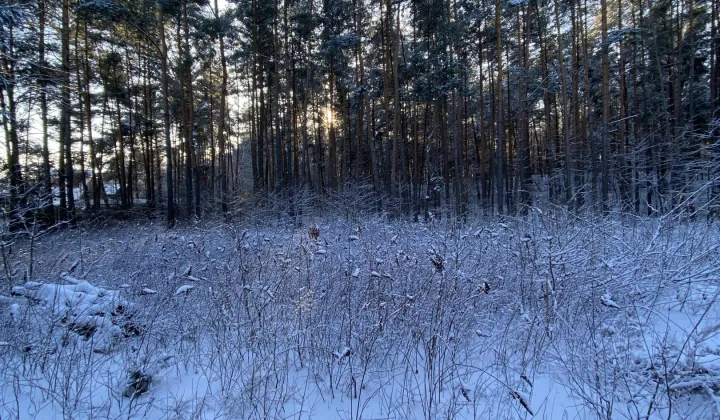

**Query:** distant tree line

left=1, top=0, right=719, bottom=227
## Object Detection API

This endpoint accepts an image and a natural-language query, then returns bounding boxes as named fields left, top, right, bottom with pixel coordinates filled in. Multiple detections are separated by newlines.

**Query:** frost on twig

left=510, top=390, right=534, bottom=416
left=174, top=285, right=194, bottom=295
left=333, top=346, right=351, bottom=361
left=457, top=382, right=473, bottom=402
left=140, top=288, right=158, bottom=295
left=601, top=293, right=620, bottom=309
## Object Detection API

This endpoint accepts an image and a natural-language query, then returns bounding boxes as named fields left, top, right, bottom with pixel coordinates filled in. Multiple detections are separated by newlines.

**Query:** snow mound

left=8, top=277, right=137, bottom=353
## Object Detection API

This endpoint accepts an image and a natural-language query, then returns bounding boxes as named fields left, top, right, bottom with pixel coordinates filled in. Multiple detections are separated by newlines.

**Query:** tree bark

left=62, top=0, right=75, bottom=222
left=495, top=0, right=505, bottom=214
left=601, top=0, right=610, bottom=212
left=159, top=8, right=175, bottom=225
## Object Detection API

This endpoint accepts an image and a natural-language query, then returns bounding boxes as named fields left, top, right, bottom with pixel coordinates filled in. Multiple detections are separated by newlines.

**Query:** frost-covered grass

left=0, top=210, right=719, bottom=419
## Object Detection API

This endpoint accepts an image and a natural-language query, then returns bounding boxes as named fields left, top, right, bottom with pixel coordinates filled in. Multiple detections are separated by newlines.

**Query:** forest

left=1, top=0, right=720, bottom=418
left=1, top=0, right=719, bottom=226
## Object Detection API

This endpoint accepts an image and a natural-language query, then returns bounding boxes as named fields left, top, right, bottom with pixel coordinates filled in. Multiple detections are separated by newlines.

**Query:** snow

left=5, top=278, right=128, bottom=354
left=601, top=292, right=620, bottom=309
left=8, top=303, right=19, bottom=322
left=333, top=346, right=351, bottom=360
left=175, top=285, right=195, bottom=295
left=510, top=390, right=534, bottom=415
left=1, top=216, right=719, bottom=419
left=23, top=281, right=43, bottom=289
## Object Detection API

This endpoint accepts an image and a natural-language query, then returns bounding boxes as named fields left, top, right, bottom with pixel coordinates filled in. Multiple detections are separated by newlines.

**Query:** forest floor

left=1, top=211, right=719, bottom=419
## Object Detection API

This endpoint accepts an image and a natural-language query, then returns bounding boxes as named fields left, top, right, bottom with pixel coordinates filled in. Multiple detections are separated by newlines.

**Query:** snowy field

left=1, top=211, right=719, bottom=419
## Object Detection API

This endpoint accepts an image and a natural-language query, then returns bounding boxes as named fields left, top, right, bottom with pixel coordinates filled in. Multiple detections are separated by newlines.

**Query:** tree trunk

left=39, top=0, right=53, bottom=215
left=159, top=8, right=175, bottom=225
left=83, top=23, right=99, bottom=210
left=62, top=0, right=75, bottom=222
left=518, top=4, right=532, bottom=213
left=329, top=55, right=338, bottom=190
left=216, top=0, right=229, bottom=213
left=618, top=0, right=631, bottom=212
left=601, top=0, right=610, bottom=212
left=495, top=0, right=505, bottom=214
left=0, top=26, right=22, bottom=229
left=553, top=0, right=571, bottom=206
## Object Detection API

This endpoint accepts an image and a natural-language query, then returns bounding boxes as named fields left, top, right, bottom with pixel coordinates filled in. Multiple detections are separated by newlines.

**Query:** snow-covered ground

left=1, top=211, right=719, bottom=419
